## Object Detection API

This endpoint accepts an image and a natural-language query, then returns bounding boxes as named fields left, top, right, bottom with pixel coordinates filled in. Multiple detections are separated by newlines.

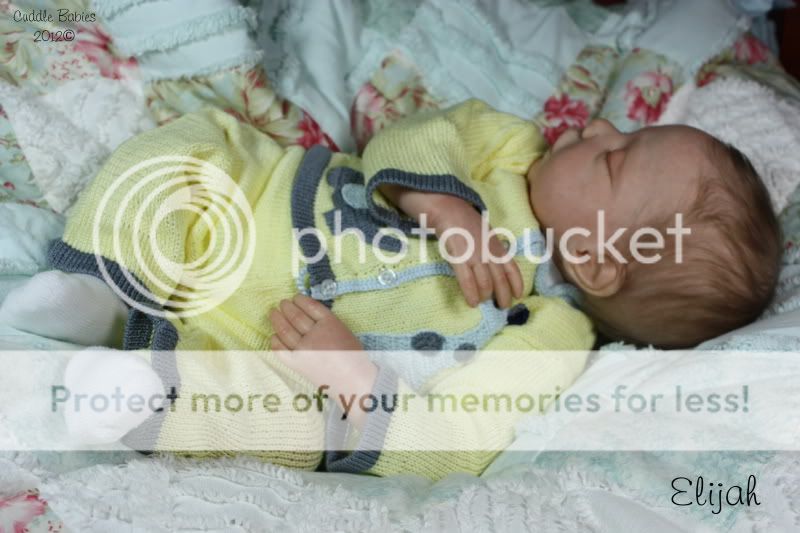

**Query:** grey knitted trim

left=365, top=169, right=487, bottom=229
left=47, top=240, right=179, bottom=351
left=119, top=350, right=181, bottom=452
left=324, top=364, right=400, bottom=473
left=292, top=145, right=335, bottom=308
left=48, top=240, right=159, bottom=308
left=47, top=239, right=181, bottom=452
left=324, top=166, right=406, bottom=253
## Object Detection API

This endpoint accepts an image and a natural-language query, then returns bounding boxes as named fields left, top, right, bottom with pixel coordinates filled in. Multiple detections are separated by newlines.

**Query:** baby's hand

left=269, top=294, right=363, bottom=353
left=434, top=199, right=524, bottom=309
left=269, top=295, right=377, bottom=416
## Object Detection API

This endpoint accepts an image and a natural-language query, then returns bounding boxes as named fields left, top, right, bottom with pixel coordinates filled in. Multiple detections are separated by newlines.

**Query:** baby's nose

left=553, top=128, right=581, bottom=151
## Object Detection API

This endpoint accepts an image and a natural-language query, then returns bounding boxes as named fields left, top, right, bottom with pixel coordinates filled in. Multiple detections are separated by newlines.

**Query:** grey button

left=412, top=332, right=445, bottom=353
left=319, top=279, right=337, bottom=299
left=454, top=343, right=477, bottom=362
left=377, top=267, right=397, bottom=286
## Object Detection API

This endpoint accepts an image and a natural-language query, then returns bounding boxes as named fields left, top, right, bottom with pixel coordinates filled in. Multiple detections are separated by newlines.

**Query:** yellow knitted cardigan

left=49, top=99, right=595, bottom=480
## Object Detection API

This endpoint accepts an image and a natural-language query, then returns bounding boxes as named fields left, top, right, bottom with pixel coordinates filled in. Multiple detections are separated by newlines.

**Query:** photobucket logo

left=92, top=156, right=255, bottom=318
left=292, top=209, right=691, bottom=273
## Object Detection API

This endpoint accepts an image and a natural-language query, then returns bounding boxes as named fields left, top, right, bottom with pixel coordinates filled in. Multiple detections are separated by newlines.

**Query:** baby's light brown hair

left=584, top=139, right=782, bottom=348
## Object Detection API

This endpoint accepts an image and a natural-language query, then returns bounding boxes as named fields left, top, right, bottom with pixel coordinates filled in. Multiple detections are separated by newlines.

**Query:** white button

left=377, top=267, right=397, bottom=286
left=319, top=279, right=337, bottom=299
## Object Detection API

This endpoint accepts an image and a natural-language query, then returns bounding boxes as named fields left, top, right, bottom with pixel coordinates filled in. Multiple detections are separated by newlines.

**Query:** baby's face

left=528, top=119, right=714, bottom=257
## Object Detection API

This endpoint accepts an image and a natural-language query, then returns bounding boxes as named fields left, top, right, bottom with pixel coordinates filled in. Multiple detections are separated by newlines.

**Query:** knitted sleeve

left=325, top=294, right=595, bottom=481
left=359, top=98, right=545, bottom=229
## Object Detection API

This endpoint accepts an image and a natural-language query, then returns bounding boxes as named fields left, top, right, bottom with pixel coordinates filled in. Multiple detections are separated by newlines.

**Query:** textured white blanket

left=657, top=76, right=800, bottom=213
left=2, top=448, right=798, bottom=532
left=0, top=78, right=153, bottom=214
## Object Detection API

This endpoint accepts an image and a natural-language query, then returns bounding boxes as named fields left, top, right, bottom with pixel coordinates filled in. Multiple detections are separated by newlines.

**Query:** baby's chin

left=527, top=150, right=551, bottom=184
left=527, top=157, right=552, bottom=216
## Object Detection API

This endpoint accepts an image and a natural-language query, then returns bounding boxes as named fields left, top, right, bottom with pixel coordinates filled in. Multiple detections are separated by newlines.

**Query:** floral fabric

left=533, top=45, right=619, bottom=145
left=0, top=0, right=336, bottom=210
left=0, top=490, right=65, bottom=533
left=145, top=66, right=338, bottom=151
left=0, top=0, right=140, bottom=210
left=349, top=52, right=440, bottom=153
left=350, top=32, right=793, bottom=145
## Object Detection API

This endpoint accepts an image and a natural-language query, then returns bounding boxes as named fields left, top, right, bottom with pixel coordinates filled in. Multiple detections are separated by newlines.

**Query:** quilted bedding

left=2, top=0, right=800, bottom=531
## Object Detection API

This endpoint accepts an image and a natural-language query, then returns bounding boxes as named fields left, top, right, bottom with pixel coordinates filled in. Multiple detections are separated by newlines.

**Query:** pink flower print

left=73, top=24, right=137, bottom=80
left=624, top=70, right=674, bottom=125
left=351, top=83, right=396, bottom=151
left=697, top=69, right=719, bottom=88
left=356, top=83, right=389, bottom=119
left=0, top=492, right=48, bottom=533
left=297, top=111, right=339, bottom=151
left=541, top=93, right=590, bottom=146
left=733, top=34, right=770, bottom=65
left=3, top=181, right=14, bottom=190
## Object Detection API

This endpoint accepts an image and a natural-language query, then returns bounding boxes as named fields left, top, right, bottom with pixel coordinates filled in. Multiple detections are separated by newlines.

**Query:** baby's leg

left=0, top=270, right=128, bottom=347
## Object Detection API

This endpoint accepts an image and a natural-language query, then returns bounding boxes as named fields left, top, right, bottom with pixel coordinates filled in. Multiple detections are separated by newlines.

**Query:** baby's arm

left=380, top=185, right=524, bottom=309
left=269, top=294, right=378, bottom=429
left=361, top=99, right=545, bottom=309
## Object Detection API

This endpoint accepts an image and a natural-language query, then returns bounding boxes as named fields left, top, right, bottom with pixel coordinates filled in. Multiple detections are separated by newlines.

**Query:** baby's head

left=528, top=119, right=781, bottom=348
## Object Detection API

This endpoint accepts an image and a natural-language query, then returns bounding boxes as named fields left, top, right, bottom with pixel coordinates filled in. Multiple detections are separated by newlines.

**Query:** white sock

left=63, top=347, right=165, bottom=444
left=0, top=270, right=129, bottom=347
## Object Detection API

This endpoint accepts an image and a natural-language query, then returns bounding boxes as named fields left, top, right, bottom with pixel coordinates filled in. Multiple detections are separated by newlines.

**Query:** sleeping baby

left=0, top=99, right=781, bottom=480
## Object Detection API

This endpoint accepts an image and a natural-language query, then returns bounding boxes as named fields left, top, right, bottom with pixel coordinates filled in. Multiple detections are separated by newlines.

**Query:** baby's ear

left=560, top=247, right=626, bottom=298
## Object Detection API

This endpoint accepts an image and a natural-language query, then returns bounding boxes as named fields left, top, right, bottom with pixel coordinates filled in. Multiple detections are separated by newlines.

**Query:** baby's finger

left=488, top=235, right=513, bottom=264
left=504, top=259, right=524, bottom=299
left=489, top=263, right=512, bottom=309
left=279, top=299, right=315, bottom=334
left=452, top=262, right=479, bottom=307
left=270, top=335, right=289, bottom=352
left=293, top=293, right=329, bottom=321
left=269, top=308, right=302, bottom=350
left=473, top=263, right=493, bottom=303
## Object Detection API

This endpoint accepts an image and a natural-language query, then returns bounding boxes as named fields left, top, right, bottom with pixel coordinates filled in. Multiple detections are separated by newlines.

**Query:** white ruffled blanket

left=0, top=78, right=154, bottom=215
left=2, top=449, right=798, bottom=532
